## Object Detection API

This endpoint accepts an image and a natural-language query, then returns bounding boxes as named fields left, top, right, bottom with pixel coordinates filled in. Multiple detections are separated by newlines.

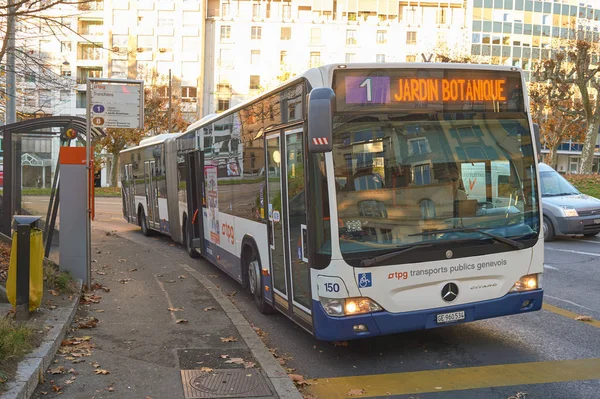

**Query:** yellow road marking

left=305, top=358, right=600, bottom=398
left=543, top=303, right=600, bottom=329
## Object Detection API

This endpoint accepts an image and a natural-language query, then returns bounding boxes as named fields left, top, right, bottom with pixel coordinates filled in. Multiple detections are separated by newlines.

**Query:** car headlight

left=561, top=206, right=578, bottom=217
left=510, top=274, right=540, bottom=292
left=319, top=297, right=383, bottom=317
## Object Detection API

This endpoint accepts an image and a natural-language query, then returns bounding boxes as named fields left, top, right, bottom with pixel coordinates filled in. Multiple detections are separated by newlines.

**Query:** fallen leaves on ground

left=244, top=361, right=256, bottom=369
left=203, top=307, right=216, bottom=312
left=92, top=362, right=101, bottom=368
left=81, top=294, right=102, bottom=305
left=48, top=289, right=59, bottom=296
left=91, top=282, right=110, bottom=292
left=508, top=392, right=528, bottom=399
left=286, top=368, right=296, bottom=374
left=52, top=384, right=62, bottom=393
left=94, top=369, right=110, bottom=375
left=219, top=354, right=229, bottom=359
left=575, top=315, right=593, bottom=322
left=199, top=367, right=213, bottom=373
left=95, top=271, right=106, bottom=275
left=59, top=336, right=95, bottom=358
left=288, top=374, right=312, bottom=387
left=227, top=291, right=237, bottom=297
left=165, top=279, right=176, bottom=283
left=220, top=336, right=238, bottom=343
left=175, top=319, right=188, bottom=324
left=77, top=317, right=99, bottom=329
left=118, top=278, right=132, bottom=284
left=129, top=268, right=138, bottom=272
left=107, top=386, right=115, bottom=392
left=252, top=325, right=267, bottom=338
left=168, top=307, right=184, bottom=312
left=178, top=275, right=188, bottom=279
left=47, top=366, right=65, bottom=375
left=209, top=274, right=219, bottom=278
left=347, top=388, right=365, bottom=396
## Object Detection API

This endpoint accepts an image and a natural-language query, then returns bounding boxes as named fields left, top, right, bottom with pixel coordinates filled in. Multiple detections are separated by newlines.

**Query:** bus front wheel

left=246, top=248, right=273, bottom=314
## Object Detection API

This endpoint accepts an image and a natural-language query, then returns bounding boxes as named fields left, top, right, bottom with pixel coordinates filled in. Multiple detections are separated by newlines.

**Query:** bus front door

left=266, top=128, right=312, bottom=330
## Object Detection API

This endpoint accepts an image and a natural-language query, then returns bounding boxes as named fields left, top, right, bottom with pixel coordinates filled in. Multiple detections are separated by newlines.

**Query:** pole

left=168, top=68, right=172, bottom=132
left=6, top=0, right=16, bottom=124
left=15, top=222, right=31, bottom=320
left=85, top=79, right=91, bottom=290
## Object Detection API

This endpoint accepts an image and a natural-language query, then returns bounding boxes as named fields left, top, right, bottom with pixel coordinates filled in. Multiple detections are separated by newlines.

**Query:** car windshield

left=331, top=112, right=540, bottom=257
left=539, top=169, right=580, bottom=197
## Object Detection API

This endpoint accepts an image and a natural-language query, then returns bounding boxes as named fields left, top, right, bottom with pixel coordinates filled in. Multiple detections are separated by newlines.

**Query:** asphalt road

left=30, top=196, right=600, bottom=398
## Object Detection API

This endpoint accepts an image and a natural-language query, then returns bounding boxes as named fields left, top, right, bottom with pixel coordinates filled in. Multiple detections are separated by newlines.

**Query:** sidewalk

left=30, top=226, right=301, bottom=399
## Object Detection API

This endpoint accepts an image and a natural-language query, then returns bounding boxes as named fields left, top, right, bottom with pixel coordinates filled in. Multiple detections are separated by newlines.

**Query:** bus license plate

left=436, top=311, right=465, bottom=324
left=594, top=219, right=600, bottom=224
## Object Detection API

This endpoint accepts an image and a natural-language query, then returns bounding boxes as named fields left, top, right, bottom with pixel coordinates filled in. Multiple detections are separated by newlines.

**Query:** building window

left=249, top=75, right=260, bottom=90
left=281, top=27, right=291, bottom=40
left=157, top=36, right=173, bottom=52
left=282, top=4, right=291, bottom=19
left=251, top=26, right=262, bottom=40
left=436, top=9, right=447, bottom=24
left=346, top=30, right=357, bottom=45
left=60, top=90, right=70, bottom=101
left=252, top=3, right=261, bottom=18
left=39, top=90, right=52, bottom=107
left=406, top=55, right=416, bottom=62
left=345, top=53, right=355, bottom=63
left=310, top=28, right=321, bottom=44
left=61, top=65, right=71, bottom=77
left=309, top=51, right=320, bottom=68
left=408, top=138, right=430, bottom=155
left=137, top=35, right=153, bottom=52
left=218, top=99, right=230, bottom=112
left=61, top=41, right=71, bottom=52
left=407, top=31, right=417, bottom=45
left=221, top=2, right=230, bottom=17
left=250, top=49, right=260, bottom=64
left=376, top=54, right=385, bottom=63
left=413, top=164, right=431, bottom=186
left=280, top=50, right=288, bottom=64
left=182, top=86, right=197, bottom=101
left=220, top=25, right=231, bottom=40
left=376, top=30, right=387, bottom=44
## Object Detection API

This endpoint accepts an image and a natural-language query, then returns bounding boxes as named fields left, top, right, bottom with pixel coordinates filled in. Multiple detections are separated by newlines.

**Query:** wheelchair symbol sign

left=358, top=272, right=372, bottom=288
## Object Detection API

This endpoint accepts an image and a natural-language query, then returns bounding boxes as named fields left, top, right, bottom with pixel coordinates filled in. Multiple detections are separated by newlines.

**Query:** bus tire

left=184, top=216, right=200, bottom=259
left=543, top=216, right=555, bottom=242
left=139, top=209, right=151, bottom=237
left=245, top=246, right=273, bottom=314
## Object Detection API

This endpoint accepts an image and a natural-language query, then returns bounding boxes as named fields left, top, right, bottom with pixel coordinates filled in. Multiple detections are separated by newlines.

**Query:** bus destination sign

left=336, top=69, right=524, bottom=113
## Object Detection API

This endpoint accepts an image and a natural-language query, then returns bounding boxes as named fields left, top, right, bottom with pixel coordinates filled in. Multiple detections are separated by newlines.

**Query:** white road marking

left=546, top=248, right=600, bottom=257
left=545, top=294, right=595, bottom=312
left=544, top=264, right=559, bottom=270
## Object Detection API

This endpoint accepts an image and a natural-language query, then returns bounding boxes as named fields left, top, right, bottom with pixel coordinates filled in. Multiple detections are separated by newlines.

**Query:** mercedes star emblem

left=442, top=283, right=459, bottom=302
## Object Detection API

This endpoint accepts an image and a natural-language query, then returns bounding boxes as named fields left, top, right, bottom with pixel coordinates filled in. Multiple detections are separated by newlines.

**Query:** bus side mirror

left=308, top=87, right=335, bottom=153
left=532, top=123, right=542, bottom=155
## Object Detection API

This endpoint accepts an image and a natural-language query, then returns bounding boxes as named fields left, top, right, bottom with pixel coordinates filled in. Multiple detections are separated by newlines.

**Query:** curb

left=3, top=280, right=82, bottom=399
left=181, top=264, right=304, bottom=399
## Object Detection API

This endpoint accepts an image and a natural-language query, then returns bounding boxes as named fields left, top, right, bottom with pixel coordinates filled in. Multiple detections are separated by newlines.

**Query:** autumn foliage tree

left=529, top=66, right=587, bottom=168
left=534, top=36, right=600, bottom=173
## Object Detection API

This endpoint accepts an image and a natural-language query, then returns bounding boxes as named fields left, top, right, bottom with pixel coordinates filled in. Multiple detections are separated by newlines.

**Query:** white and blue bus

left=120, top=63, right=544, bottom=341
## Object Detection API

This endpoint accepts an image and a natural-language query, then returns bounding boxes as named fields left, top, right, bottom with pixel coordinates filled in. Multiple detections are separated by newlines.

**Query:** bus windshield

left=331, top=112, right=540, bottom=259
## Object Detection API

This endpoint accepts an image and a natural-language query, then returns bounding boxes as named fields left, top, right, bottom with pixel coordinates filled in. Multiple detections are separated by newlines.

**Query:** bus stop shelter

left=0, top=116, right=105, bottom=255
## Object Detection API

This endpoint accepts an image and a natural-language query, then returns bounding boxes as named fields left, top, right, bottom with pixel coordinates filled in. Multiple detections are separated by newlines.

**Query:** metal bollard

left=13, top=215, right=42, bottom=321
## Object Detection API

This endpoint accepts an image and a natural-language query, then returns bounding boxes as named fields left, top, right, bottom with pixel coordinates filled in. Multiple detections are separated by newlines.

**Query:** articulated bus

left=120, top=63, right=544, bottom=341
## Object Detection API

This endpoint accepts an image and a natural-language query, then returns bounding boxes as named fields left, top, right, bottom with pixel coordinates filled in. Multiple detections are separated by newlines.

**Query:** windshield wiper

left=360, top=243, right=434, bottom=267
left=409, top=228, right=524, bottom=249
left=544, top=192, right=578, bottom=197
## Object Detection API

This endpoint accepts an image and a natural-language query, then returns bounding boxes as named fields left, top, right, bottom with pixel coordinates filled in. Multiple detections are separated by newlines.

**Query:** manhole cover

left=181, top=369, right=273, bottom=398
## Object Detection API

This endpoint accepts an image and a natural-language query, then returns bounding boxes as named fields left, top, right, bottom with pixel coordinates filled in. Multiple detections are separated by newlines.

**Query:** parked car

left=539, top=163, right=600, bottom=241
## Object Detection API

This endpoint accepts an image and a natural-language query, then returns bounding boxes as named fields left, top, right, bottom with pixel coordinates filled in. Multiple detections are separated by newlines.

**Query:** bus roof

left=175, top=63, right=525, bottom=136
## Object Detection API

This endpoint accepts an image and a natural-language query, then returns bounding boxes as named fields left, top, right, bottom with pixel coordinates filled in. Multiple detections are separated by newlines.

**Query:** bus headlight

left=510, top=274, right=540, bottom=292
left=561, top=206, right=579, bottom=217
left=320, top=297, right=383, bottom=317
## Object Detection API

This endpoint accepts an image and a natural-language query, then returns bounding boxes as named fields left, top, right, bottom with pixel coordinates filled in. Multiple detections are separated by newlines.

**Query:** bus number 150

left=324, top=283, right=340, bottom=293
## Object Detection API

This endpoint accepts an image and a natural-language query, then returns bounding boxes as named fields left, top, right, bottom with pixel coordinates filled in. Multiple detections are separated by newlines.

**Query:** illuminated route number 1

left=359, top=78, right=373, bottom=102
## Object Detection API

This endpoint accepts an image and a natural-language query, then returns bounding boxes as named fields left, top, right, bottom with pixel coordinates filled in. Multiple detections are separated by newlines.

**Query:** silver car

left=539, top=163, right=600, bottom=241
